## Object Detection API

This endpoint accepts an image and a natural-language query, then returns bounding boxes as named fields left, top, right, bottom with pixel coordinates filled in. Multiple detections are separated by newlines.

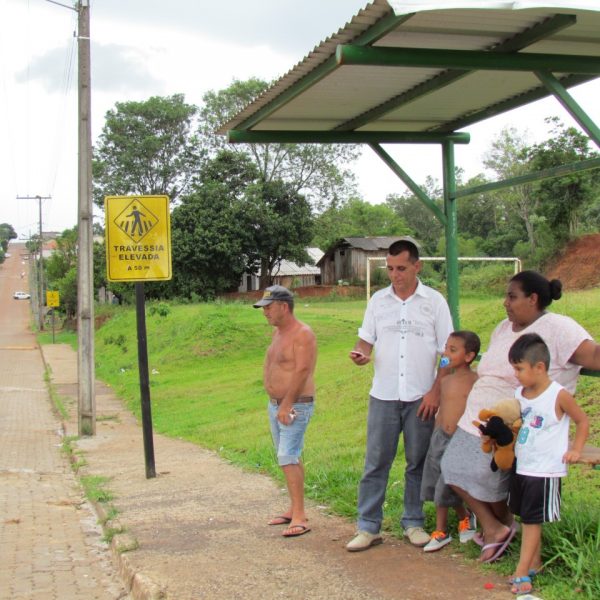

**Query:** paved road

left=0, top=244, right=127, bottom=600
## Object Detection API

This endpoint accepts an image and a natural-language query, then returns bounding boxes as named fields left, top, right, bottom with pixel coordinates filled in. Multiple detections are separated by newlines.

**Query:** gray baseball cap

left=253, top=285, right=294, bottom=308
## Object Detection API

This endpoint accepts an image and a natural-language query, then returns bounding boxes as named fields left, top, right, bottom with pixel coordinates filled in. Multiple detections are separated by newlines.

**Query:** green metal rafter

left=335, top=45, right=600, bottom=74
left=369, top=143, right=446, bottom=225
left=335, top=13, right=577, bottom=132
left=227, top=130, right=470, bottom=145
left=456, top=157, right=600, bottom=199
left=433, top=74, right=595, bottom=133
left=535, top=70, right=600, bottom=147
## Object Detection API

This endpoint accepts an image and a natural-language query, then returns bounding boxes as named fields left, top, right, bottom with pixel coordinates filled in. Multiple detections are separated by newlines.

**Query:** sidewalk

left=0, top=248, right=128, bottom=600
left=39, top=343, right=509, bottom=600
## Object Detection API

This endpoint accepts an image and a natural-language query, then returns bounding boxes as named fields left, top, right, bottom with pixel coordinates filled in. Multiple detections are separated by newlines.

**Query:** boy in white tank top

left=507, top=333, right=589, bottom=596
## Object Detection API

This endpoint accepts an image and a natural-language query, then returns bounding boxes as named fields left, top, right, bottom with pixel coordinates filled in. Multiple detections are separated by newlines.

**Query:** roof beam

left=233, top=11, right=414, bottom=132
left=335, top=45, right=600, bottom=74
left=433, top=74, right=595, bottom=132
left=455, top=157, right=600, bottom=198
left=535, top=70, right=600, bottom=147
left=369, top=143, right=446, bottom=226
left=335, top=13, right=577, bottom=132
left=227, top=130, right=470, bottom=145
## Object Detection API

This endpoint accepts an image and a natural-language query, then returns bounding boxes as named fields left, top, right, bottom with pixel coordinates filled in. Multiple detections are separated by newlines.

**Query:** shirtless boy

left=254, top=285, right=317, bottom=538
left=420, top=330, right=480, bottom=551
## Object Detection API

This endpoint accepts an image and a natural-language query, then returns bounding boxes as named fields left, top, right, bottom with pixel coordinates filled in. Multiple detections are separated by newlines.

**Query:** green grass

left=80, top=475, right=114, bottom=503
left=84, top=290, right=600, bottom=599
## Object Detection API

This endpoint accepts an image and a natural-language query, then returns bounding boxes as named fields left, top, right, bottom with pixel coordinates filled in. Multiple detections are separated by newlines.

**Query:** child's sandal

left=511, top=576, right=533, bottom=596
left=508, top=569, right=539, bottom=584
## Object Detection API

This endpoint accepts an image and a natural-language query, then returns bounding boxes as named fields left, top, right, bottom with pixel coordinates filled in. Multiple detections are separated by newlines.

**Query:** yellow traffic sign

left=105, top=195, right=172, bottom=282
left=46, top=290, right=60, bottom=307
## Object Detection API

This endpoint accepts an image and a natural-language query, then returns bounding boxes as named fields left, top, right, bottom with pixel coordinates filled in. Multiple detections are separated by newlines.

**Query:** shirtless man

left=420, top=330, right=480, bottom=551
left=254, top=285, right=317, bottom=538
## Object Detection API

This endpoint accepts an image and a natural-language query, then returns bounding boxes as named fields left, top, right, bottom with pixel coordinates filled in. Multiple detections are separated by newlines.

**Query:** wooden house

left=317, top=236, right=419, bottom=285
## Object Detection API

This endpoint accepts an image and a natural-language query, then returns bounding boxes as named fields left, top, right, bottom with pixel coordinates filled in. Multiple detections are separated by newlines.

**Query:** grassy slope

left=91, top=291, right=600, bottom=599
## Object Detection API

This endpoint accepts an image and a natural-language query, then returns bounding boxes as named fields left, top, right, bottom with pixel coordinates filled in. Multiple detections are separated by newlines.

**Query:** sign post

left=46, top=290, right=60, bottom=344
left=105, top=195, right=172, bottom=479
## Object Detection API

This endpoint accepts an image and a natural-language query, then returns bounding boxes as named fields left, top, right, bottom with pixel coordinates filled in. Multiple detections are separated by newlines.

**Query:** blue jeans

left=357, top=396, right=434, bottom=533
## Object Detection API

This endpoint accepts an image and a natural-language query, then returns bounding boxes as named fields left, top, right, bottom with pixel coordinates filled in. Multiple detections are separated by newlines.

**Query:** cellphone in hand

left=288, top=408, right=297, bottom=423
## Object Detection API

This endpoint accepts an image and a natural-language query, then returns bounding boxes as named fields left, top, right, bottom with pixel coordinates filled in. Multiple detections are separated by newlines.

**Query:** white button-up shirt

left=358, top=281, right=453, bottom=402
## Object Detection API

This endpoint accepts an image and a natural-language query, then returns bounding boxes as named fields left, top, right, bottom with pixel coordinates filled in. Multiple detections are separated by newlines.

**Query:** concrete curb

left=81, top=465, right=166, bottom=599
left=39, top=347, right=164, bottom=600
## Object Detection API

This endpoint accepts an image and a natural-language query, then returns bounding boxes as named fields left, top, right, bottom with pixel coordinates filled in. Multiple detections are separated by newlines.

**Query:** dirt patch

left=546, top=233, right=600, bottom=290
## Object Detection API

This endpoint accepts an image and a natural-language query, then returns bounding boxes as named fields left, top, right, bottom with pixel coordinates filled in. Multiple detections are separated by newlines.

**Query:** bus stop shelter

left=217, top=0, right=600, bottom=328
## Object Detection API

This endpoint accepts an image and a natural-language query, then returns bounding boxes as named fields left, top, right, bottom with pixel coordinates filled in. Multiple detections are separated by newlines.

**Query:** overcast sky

left=1, top=0, right=599, bottom=239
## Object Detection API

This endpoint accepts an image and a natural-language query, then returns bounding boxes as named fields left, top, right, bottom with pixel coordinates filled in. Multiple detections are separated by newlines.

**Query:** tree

left=168, top=150, right=314, bottom=296
left=385, top=177, right=444, bottom=253
left=44, top=227, right=78, bottom=284
left=0, top=223, right=17, bottom=245
left=168, top=151, right=261, bottom=298
left=528, top=118, right=600, bottom=244
left=483, top=127, right=538, bottom=253
left=199, top=78, right=360, bottom=210
left=312, top=198, right=409, bottom=251
left=92, top=94, right=202, bottom=207
left=244, top=179, right=314, bottom=288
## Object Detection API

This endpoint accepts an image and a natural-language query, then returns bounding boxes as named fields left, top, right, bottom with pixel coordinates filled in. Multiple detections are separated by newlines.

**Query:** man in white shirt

left=346, top=239, right=453, bottom=552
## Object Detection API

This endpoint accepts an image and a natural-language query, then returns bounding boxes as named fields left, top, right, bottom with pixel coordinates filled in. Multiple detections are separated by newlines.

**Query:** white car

left=13, top=291, right=31, bottom=300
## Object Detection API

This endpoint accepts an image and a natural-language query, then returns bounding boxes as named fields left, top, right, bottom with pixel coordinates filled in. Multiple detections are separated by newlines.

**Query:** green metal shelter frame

left=218, top=1, right=600, bottom=338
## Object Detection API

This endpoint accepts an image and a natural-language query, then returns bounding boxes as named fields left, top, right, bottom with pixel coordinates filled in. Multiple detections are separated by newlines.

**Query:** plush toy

left=472, top=398, right=522, bottom=472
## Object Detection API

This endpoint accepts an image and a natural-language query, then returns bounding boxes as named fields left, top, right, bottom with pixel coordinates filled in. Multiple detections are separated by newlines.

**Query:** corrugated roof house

left=238, top=248, right=324, bottom=292
left=317, top=236, right=419, bottom=285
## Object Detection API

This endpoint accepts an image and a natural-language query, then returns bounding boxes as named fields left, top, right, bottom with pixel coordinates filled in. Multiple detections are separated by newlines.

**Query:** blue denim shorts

left=268, top=400, right=314, bottom=466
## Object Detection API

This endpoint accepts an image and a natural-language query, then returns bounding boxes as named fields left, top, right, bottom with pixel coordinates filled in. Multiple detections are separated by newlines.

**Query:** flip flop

left=282, top=524, right=311, bottom=537
left=508, top=569, right=540, bottom=584
left=510, top=576, right=533, bottom=596
left=482, top=523, right=517, bottom=563
left=268, top=516, right=292, bottom=526
left=473, top=531, right=484, bottom=547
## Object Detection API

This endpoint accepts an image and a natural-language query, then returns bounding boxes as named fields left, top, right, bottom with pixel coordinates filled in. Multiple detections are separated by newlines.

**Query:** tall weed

left=539, top=505, right=600, bottom=599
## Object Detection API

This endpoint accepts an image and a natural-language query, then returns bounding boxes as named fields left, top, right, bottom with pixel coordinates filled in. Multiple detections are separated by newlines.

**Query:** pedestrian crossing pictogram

left=105, top=195, right=171, bottom=282
left=114, top=199, right=159, bottom=243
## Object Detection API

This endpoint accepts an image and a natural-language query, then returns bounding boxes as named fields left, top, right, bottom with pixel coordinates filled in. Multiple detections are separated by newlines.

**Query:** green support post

left=442, top=141, right=460, bottom=329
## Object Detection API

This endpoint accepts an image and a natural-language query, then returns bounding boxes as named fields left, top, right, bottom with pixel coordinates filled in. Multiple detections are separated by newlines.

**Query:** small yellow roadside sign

left=46, top=290, right=60, bottom=307
left=105, top=195, right=172, bottom=282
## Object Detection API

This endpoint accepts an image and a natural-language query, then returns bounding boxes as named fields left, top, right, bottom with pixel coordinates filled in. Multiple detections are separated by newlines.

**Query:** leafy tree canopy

left=0, top=223, right=17, bottom=241
left=528, top=117, right=600, bottom=243
left=167, top=150, right=314, bottom=297
left=199, top=78, right=361, bottom=210
left=92, top=94, right=202, bottom=208
left=313, top=197, right=409, bottom=251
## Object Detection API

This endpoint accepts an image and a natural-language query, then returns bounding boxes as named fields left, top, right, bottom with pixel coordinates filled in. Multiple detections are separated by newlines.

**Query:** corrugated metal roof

left=272, top=248, right=324, bottom=276
left=217, top=0, right=600, bottom=136
left=317, top=236, right=420, bottom=264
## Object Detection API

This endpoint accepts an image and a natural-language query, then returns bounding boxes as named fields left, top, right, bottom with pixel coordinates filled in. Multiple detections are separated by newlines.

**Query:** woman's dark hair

left=510, top=270, right=562, bottom=310
left=508, top=333, right=550, bottom=369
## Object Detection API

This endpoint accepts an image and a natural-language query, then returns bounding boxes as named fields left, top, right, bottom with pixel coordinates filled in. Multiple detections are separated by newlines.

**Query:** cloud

left=15, top=42, right=163, bottom=94
left=91, top=43, right=164, bottom=93
left=93, top=0, right=367, bottom=56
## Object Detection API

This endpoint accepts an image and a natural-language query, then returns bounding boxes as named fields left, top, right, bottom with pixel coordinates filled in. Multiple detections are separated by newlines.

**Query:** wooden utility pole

left=16, top=194, right=50, bottom=330
left=77, top=0, right=95, bottom=436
